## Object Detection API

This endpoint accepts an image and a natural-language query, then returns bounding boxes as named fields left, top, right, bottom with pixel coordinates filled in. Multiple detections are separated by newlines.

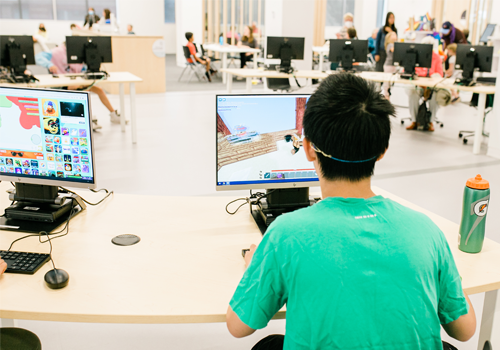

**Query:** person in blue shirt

left=368, top=28, right=378, bottom=56
left=374, top=12, right=397, bottom=72
left=226, top=73, right=476, bottom=350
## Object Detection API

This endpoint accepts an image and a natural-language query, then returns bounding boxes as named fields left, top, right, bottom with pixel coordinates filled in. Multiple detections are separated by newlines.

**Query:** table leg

left=119, top=83, right=126, bottom=133
left=473, top=93, right=487, bottom=155
left=246, top=77, right=252, bottom=92
left=227, top=73, right=233, bottom=93
left=477, top=289, right=499, bottom=350
left=1, top=318, right=17, bottom=327
left=130, top=83, right=137, bottom=144
left=222, top=53, right=228, bottom=83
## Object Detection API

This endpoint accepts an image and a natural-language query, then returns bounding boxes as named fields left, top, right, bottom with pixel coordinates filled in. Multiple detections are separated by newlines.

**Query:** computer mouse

left=44, top=269, right=69, bottom=289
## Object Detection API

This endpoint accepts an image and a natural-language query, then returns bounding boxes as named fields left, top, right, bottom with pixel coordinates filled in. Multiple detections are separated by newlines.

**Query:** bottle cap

left=466, top=174, right=489, bottom=189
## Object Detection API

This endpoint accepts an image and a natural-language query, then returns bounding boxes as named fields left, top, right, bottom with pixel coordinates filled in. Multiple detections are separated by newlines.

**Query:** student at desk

left=226, top=73, right=476, bottom=350
left=237, top=26, right=256, bottom=69
left=35, top=43, right=122, bottom=129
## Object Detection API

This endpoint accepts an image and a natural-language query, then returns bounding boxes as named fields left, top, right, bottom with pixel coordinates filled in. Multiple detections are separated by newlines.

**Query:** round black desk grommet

left=112, top=234, right=140, bottom=246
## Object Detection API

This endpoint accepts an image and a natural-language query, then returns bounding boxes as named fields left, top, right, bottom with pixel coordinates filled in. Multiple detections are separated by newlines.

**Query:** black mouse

left=44, top=269, right=69, bottom=289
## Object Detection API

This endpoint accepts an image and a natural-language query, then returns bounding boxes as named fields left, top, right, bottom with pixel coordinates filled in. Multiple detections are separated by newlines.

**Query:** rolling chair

left=459, top=107, right=492, bottom=144
left=266, top=78, right=293, bottom=92
left=178, top=46, right=204, bottom=82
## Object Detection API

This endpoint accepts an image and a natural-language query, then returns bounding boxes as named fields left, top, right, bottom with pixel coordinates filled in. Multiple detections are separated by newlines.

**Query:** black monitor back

left=393, top=42, right=433, bottom=68
left=0, top=35, right=35, bottom=67
left=456, top=44, right=494, bottom=72
left=328, top=39, right=368, bottom=62
left=66, top=36, right=112, bottom=65
left=266, top=37, right=305, bottom=60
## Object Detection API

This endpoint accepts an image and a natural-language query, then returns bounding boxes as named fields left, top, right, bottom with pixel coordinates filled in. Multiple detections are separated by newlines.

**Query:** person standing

left=382, top=31, right=398, bottom=99
left=83, top=7, right=100, bottom=29
left=374, top=12, right=397, bottom=72
left=440, top=21, right=467, bottom=50
left=336, top=13, right=355, bottom=39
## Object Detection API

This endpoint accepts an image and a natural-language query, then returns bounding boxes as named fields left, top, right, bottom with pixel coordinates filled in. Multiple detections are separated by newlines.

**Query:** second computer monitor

left=0, top=35, right=35, bottom=71
left=266, top=36, right=305, bottom=70
left=456, top=44, right=494, bottom=83
left=393, top=42, right=433, bottom=78
left=66, top=36, right=112, bottom=73
left=329, top=39, right=368, bottom=70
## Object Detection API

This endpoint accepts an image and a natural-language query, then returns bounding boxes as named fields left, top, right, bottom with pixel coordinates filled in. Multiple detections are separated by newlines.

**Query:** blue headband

left=311, top=143, right=378, bottom=163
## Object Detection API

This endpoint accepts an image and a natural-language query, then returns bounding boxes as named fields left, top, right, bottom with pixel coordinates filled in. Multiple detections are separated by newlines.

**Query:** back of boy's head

left=447, top=43, right=457, bottom=54
left=303, top=73, right=395, bottom=182
left=347, top=27, right=357, bottom=39
left=185, top=32, right=193, bottom=41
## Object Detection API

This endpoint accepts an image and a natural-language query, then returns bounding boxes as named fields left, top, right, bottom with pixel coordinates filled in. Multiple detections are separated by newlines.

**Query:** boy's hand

left=244, top=244, right=257, bottom=269
left=49, top=66, right=59, bottom=74
left=0, top=258, right=7, bottom=275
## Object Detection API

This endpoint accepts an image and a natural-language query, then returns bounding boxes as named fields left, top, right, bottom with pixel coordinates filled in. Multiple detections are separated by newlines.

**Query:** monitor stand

left=0, top=183, right=86, bottom=233
left=339, top=44, right=354, bottom=72
left=455, top=51, right=476, bottom=86
left=278, top=43, right=294, bottom=73
left=251, top=188, right=320, bottom=235
left=83, top=42, right=108, bottom=80
left=400, top=49, right=417, bottom=80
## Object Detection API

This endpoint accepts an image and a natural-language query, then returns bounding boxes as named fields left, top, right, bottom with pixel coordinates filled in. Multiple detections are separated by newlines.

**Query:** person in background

left=346, top=27, right=357, bottom=39
left=70, top=23, right=81, bottom=31
left=440, top=21, right=467, bottom=50
left=226, top=73, right=476, bottom=349
left=35, top=42, right=122, bottom=128
left=336, top=12, right=354, bottom=39
left=237, top=26, right=256, bottom=69
left=368, top=28, right=378, bottom=56
left=382, top=31, right=398, bottom=99
left=83, top=7, right=100, bottom=29
left=127, top=24, right=135, bottom=35
left=406, top=36, right=444, bottom=132
left=463, top=29, right=471, bottom=44
left=102, top=9, right=112, bottom=24
left=226, top=26, right=240, bottom=44
left=444, top=43, right=460, bottom=103
left=374, top=12, right=397, bottom=72
left=36, top=23, right=48, bottom=39
left=185, top=32, right=216, bottom=82
left=33, top=23, right=50, bottom=52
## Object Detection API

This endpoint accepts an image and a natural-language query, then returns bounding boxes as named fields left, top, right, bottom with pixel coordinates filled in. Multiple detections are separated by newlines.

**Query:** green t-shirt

left=230, top=196, right=468, bottom=350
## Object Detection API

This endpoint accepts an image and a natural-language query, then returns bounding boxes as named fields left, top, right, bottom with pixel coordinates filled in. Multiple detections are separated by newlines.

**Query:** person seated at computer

left=237, top=26, right=256, bottom=69
left=440, top=21, right=467, bottom=50
left=70, top=23, right=81, bottom=31
left=83, top=7, right=100, bottom=29
left=346, top=27, right=357, bottom=39
left=226, top=73, right=476, bottom=349
left=405, top=36, right=444, bottom=132
left=444, top=43, right=460, bottom=104
left=127, top=24, right=135, bottom=35
left=0, top=258, right=42, bottom=350
left=336, top=12, right=355, bottom=39
left=35, top=43, right=122, bottom=127
left=185, top=32, right=216, bottom=82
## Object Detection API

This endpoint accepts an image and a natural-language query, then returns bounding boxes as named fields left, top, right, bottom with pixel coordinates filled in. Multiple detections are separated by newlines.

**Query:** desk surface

left=203, top=43, right=261, bottom=54
left=0, top=72, right=143, bottom=89
left=221, top=68, right=327, bottom=80
left=0, top=183, right=499, bottom=324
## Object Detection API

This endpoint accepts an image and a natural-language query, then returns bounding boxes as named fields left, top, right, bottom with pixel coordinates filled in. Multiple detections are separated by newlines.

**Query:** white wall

left=354, top=0, right=378, bottom=40
left=385, top=0, right=433, bottom=35
left=0, top=19, right=79, bottom=46
left=175, top=0, right=203, bottom=66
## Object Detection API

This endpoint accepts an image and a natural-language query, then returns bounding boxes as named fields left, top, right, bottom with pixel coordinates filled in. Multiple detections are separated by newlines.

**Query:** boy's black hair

left=185, top=32, right=193, bottom=41
left=303, top=73, right=395, bottom=182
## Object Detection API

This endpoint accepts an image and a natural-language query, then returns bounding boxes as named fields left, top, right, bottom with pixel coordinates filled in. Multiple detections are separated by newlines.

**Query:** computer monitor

left=0, top=86, right=96, bottom=231
left=0, top=35, right=35, bottom=80
left=393, top=42, right=433, bottom=79
left=329, top=39, right=368, bottom=71
left=266, top=37, right=305, bottom=72
left=66, top=36, right=112, bottom=78
left=479, top=24, right=496, bottom=44
left=455, top=44, right=494, bottom=85
left=216, top=94, right=317, bottom=232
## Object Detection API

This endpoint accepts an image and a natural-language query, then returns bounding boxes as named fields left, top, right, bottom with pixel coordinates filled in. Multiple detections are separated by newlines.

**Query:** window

left=1, top=0, right=53, bottom=19
left=325, top=0, right=355, bottom=27
left=165, top=0, right=175, bottom=23
left=88, top=0, right=117, bottom=18
left=56, top=0, right=86, bottom=21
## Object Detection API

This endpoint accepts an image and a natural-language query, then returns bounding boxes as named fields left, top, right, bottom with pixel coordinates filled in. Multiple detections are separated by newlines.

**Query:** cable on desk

left=59, top=187, right=113, bottom=206
left=225, top=189, right=276, bottom=215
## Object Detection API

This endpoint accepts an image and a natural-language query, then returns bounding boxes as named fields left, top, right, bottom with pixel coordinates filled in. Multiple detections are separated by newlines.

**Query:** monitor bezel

left=0, top=86, right=97, bottom=190
left=215, top=93, right=319, bottom=191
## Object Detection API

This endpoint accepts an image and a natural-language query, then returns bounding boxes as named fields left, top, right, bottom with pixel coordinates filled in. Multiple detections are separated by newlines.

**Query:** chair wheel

left=463, top=139, right=468, bottom=144
left=440, top=123, right=444, bottom=128
left=400, top=120, right=404, bottom=125
left=459, top=133, right=463, bottom=138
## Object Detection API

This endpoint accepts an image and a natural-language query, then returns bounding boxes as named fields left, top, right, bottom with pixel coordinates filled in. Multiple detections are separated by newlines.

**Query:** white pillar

left=175, top=0, right=203, bottom=67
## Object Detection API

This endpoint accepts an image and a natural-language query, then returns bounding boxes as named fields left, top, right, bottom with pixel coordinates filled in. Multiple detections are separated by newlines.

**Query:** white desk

left=312, top=45, right=329, bottom=72
left=0, top=183, right=499, bottom=349
left=203, top=43, right=261, bottom=83
left=0, top=72, right=143, bottom=144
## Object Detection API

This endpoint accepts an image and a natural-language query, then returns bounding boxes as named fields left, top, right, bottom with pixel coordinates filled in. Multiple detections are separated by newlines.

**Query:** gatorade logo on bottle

left=473, top=200, right=489, bottom=217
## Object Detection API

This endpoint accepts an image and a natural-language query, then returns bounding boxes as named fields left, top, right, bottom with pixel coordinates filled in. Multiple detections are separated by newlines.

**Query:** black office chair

left=266, top=78, right=292, bottom=92
left=178, top=46, right=204, bottom=82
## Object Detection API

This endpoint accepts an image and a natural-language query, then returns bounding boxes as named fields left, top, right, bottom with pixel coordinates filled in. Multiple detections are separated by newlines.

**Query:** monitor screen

left=0, top=87, right=96, bottom=188
left=479, top=24, right=496, bottom=43
left=216, top=94, right=318, bottom=190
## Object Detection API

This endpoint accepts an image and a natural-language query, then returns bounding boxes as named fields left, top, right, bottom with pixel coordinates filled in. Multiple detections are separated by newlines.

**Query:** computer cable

left=59, top=187, right=113, bottom=206
left=225, top=189, right=276, bottom=215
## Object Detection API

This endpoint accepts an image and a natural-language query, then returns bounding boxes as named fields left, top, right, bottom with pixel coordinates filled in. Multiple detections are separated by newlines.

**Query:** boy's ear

left=303, top=138, right=317, bottom=162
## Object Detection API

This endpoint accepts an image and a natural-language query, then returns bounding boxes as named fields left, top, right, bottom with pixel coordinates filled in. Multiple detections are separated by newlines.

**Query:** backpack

left=416, top=98, right=432, bottom=130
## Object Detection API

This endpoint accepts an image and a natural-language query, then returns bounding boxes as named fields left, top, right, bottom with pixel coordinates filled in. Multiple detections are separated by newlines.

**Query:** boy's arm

left=226, top=306, right=257, bottom=338
left=442, top=291, right=476, bottom=341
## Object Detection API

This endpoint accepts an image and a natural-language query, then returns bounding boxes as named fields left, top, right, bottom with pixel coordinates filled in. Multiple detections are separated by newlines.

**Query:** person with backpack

left=405, top=36, right=444, bottom=132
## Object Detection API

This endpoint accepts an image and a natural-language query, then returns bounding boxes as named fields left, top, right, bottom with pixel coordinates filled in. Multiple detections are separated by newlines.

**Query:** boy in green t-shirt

left=226, top=73, right=476, bottom=350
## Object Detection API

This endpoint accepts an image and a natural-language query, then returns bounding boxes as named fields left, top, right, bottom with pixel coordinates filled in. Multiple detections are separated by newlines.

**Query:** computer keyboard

left=0, top=250, right=50, bottom=274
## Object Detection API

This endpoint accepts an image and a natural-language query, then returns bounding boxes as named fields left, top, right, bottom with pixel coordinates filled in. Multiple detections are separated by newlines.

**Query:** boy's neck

left=320, top=177, right=376, bottom=199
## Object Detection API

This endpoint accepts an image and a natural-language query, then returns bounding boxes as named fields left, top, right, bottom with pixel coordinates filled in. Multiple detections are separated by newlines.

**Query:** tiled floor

left=9, top=80, right=499, bottom=349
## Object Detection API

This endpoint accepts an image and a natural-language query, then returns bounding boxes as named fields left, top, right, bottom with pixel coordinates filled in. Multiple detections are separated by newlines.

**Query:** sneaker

left=92, top=119, right=102, bottom=131
left=426, top=122, right=435, bottom=132
left=406, top=122, right=418, bottom=130
left=110, top=110, right=121, bottom=124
